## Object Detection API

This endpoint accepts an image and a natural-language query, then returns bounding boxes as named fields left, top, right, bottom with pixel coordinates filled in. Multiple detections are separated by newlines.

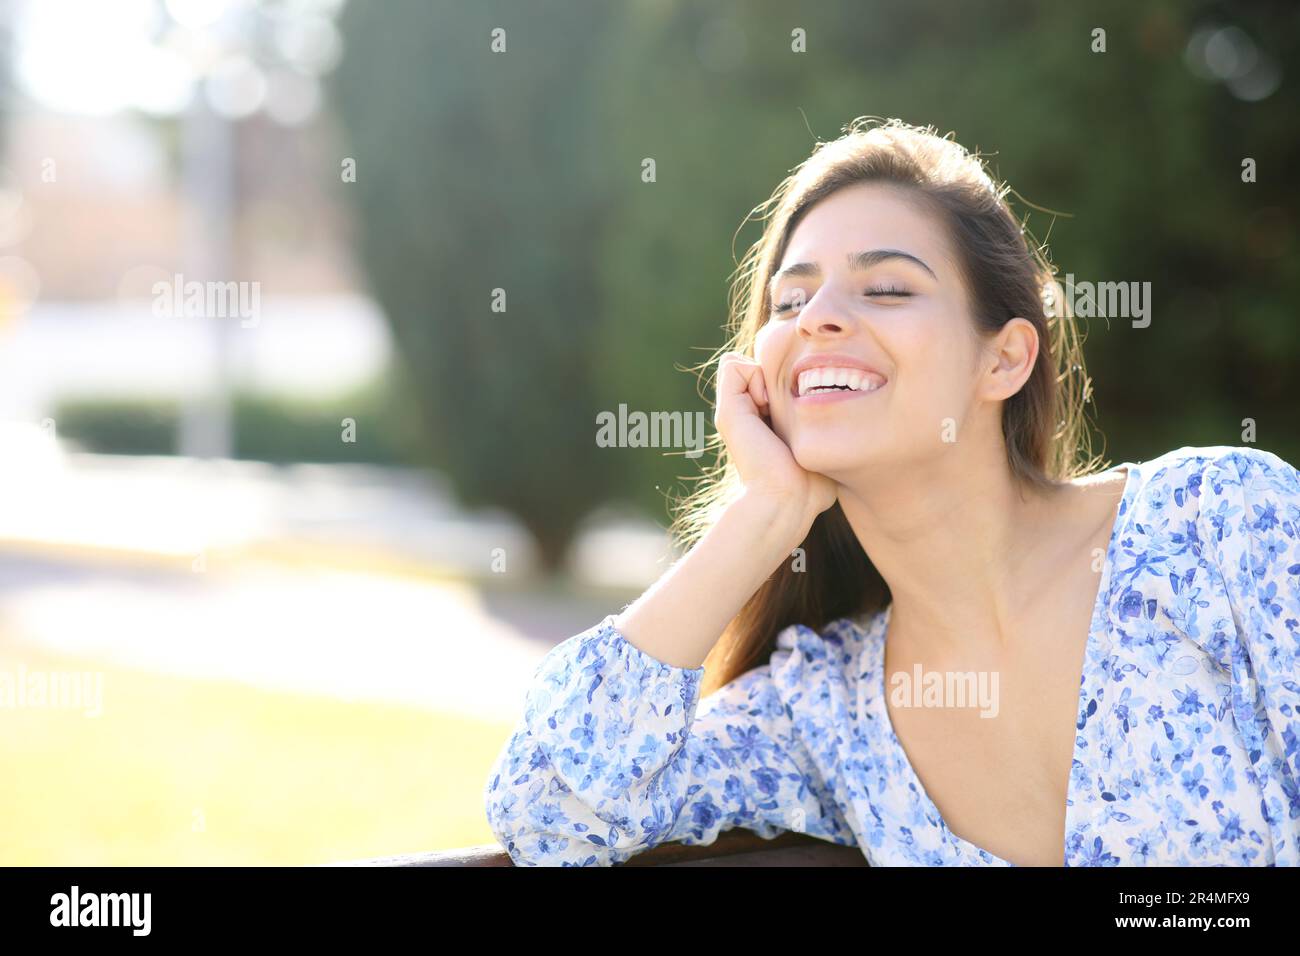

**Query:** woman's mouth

left=794, top=366, right=887, bottom=403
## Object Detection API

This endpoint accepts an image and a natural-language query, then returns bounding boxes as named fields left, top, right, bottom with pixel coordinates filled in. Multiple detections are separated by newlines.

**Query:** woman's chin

left=790, top=443, right=875, bottom=479
left=780, top=429, right=883, bottom=473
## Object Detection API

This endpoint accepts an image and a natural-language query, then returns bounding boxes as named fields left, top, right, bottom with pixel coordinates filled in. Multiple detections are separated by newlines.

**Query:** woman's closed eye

left=862, top=283, right=912, bottom=299
left=770, top=284, right=913, bottom=316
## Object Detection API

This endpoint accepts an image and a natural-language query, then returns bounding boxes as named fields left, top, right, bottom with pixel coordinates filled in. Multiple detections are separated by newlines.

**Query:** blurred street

left=0, top=448, right=668, bottom=724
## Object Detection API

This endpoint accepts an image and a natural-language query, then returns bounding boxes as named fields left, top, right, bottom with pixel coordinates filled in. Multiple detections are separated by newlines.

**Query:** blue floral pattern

left=484, top=446, right=1300, bottom=865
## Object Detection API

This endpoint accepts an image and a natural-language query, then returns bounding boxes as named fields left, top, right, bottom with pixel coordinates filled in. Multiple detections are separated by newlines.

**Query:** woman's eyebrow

left=768, top=248, right=938, bottom=296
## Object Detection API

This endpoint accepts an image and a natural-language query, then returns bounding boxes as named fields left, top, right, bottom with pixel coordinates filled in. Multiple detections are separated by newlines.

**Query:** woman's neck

left=836, top=446, right=1070, bottom=659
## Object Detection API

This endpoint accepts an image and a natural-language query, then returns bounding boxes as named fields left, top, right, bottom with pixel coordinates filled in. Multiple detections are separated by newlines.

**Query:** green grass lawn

left=0, top=640, right=516, bottom=865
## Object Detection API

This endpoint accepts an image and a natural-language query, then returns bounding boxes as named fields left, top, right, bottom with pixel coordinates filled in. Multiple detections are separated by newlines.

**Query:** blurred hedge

left=53, top=379, right=425, bottom=467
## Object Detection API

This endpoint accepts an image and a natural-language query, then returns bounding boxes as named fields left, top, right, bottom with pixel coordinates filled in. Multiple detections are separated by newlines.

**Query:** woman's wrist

left=611, top=486, right=812, bottom=670
left=730, top=486, right=818, bottom=558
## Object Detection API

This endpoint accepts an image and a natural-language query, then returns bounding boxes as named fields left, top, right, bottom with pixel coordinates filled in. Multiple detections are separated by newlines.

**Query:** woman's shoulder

left=760, top=610, right=886, bottom=697
left=1131, top=443, right=1297, bottom=485
left=773, top=610, right=883, bottom=656
left=1122, top=444, right=1299, bottom=519
left=1111, top=444, right=1299, bottom=643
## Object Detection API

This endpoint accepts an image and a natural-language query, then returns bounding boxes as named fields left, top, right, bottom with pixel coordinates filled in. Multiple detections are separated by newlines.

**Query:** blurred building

left=0, top=0, right=383, bottom=425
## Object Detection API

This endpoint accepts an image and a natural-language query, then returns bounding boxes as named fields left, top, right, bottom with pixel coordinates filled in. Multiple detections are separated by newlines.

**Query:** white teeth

left=797, top=367, right=885, bottom=396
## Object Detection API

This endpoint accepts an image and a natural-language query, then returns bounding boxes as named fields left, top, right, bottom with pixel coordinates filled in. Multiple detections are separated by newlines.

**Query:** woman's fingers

left=714, top=352, right=746, bottom=413
left=715, top=352, right=765, bottom=424
left=716, top=352, right=765, bottom=400
left=749, top=367, right=770, bottom=419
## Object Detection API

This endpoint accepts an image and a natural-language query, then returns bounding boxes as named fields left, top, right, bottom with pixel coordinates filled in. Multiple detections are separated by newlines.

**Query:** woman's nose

left=795, top=286, right=850, bottom=337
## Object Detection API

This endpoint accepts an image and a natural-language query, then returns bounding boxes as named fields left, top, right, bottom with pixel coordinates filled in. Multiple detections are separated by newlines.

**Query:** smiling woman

left=483, top=117, right=1300, bottom=867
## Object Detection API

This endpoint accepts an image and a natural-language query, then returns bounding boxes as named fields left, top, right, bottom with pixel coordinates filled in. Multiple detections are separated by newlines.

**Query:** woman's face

left=755, top=181, right=999, bottom=480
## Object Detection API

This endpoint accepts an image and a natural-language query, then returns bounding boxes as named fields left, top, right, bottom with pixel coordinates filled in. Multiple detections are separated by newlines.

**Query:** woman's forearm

left=613, top=491, right=810, bottom=670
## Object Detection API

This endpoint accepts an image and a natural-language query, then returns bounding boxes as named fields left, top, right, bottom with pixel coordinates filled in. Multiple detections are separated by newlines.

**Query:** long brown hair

left=673, top=117, right=1105, bottom=696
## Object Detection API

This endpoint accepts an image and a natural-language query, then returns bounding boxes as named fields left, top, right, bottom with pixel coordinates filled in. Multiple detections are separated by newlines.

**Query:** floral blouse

left=483, top=445, right=1300, bottom=866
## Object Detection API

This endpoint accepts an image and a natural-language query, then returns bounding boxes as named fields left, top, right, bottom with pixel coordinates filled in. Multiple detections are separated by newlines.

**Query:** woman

left=483, top=118, right=1300, bottom=866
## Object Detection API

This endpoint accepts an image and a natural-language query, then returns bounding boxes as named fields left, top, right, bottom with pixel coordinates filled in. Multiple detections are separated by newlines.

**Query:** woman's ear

left=980, top=317, right=1039, bottom=401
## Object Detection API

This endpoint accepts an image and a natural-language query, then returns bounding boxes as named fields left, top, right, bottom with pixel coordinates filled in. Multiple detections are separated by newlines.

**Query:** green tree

left=332, top=0, right=623, bottom=569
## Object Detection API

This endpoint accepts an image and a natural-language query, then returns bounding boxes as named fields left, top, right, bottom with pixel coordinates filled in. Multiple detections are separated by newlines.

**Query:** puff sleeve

left=1199, top=447, right=1300, bottom=864
left=483, top=615, right=857, bottom=866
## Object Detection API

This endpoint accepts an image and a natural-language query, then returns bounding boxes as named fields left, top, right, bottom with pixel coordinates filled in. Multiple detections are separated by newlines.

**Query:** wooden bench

left=336, top=829, right=868, bottom=866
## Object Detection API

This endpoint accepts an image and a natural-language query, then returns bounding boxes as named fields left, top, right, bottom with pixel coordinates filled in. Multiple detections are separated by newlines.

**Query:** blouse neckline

left=851, top=460, right=1140, bottom=866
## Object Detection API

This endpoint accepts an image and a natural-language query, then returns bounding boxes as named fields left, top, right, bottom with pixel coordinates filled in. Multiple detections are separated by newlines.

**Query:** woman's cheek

left=909, top=369, right=966, bottom=443
left=753, top=326, right=785, bottom=396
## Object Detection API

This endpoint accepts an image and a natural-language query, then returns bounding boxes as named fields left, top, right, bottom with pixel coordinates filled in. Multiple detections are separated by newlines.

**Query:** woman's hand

left=713, top=352, right=838, bottom=537
left=611, top=351, right=840, bottom=669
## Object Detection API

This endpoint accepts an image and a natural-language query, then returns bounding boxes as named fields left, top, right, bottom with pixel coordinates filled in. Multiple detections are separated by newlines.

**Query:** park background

left=0, top=0, right=1296, bottom=864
